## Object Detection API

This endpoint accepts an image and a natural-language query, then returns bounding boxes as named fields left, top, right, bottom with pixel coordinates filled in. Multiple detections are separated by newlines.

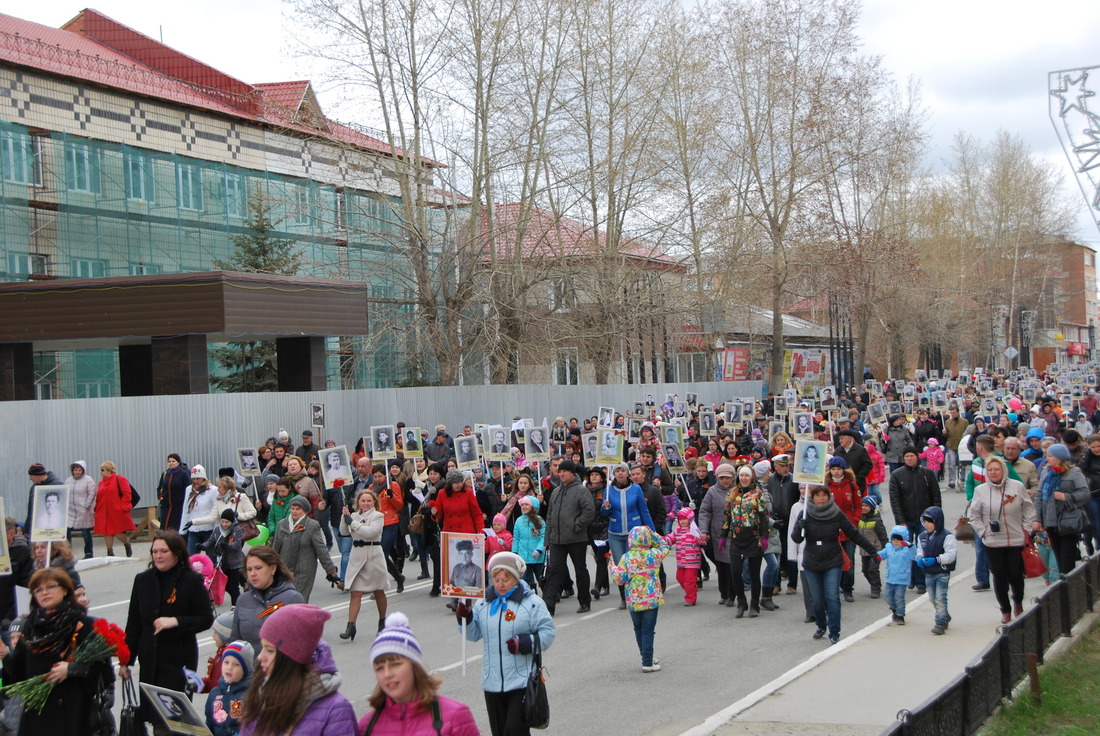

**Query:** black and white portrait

left=583, top=432, right=598, bottom=460
left=685, top=392, right=699, bottom=410
left=783, top=388, right=798, bottom=405
left=981, top=397, right=996, bottom=414
left=887, top=401, right=903, bottom=417
left=525, top=426, right=550, bottom=460
left=662, top=443, right=686, bottom=473
left=628, top=418, right=643, bottom=442
left=310, top=402, right=325, bottom=428
left=456, top=436, right=480, bottom=469
left=141, top=683, right=207, bottom=730
left=700, top=408, right=716, bottom=435
left=774, top=396, right=788, bottom=415
left=633, top=401, right=646, bottom=418
left=768, top=421, right=785, bottom=441
left=371, top=425, right=397, bottom=459
left=818, top=385, right=837, bottom=409
left=674, top=401, right=687, bottom=419
left=661, top=424, right=681, bottom=448
left=597, top=407, right=616, bottom=429
left=914, top=369, right=928, bottom=384
left=487, top=428, right=511, bottom=461
left=867, top=402, right=887, bottom=425
left=238, top=448, right=260, bottom=476
left=645, top=393, right=656, bottom=409
left=31, top=485, right=68, bottom=542
left=725, top=402, right=741, bottom=424
left=321, top=445, right=353, bottom=490
left=403, top=428, right=422, bottom=455
left=792, top=440, right=828, bottom=485
left=790, top=412, right=814, bottom=439
left=596, top=429, right=622, bottom=464
left=442, top=532, right=485, bottom=597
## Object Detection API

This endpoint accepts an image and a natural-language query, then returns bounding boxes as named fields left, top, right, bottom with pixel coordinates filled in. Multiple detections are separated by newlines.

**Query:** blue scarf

left=1040, top=467, right=1061, bottom=502
left=488, top=586, right=516, bottom=616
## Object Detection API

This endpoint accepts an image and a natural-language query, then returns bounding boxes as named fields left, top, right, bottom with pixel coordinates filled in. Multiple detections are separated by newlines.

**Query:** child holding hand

left=665, top=508, right=703, bottom=605
left=877, top=525, right=916, bottom=625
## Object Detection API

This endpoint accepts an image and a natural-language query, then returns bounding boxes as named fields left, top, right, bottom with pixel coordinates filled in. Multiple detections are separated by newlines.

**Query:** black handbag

left=1056, top=501, right=1091, bottom=534
left=119, top=678, right=148, bottom=736
left=524, top=633, right=550, bottom=729
left=88, top=676, right=116, bottom=736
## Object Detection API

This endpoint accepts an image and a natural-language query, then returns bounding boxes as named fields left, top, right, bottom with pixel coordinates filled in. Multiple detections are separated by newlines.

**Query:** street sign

left=1003, top=347, right=1019, bottom=359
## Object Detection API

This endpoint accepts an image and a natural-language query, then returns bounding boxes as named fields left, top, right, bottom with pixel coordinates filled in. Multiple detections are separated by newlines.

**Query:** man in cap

left=295, top=430, right=320, bottom=465
left=24, top=463, right=61, bottom=536
left=425, top=426, right=453, bottom=464
left=833, top=429, right=871, bottom=495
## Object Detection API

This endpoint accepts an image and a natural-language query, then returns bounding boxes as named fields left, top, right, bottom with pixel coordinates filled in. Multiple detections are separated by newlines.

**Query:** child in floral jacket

left=609, top=525, right=670, bottom=673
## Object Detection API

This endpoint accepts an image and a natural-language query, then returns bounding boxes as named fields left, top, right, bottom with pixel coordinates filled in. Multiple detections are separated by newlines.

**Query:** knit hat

left=862, top=496, right=879, bottom=512
left=221, top=509, right=237, bottom=523
left=901, top=446, right=919, bottom=459
left=278, top=428, right=290, bottom=442
left=827, top=456, right=847, bottom=469
left=191, top=464, right=207, bottom=480
left=222, top=640, right=255, bottom=676
left=557, top=459, right=578, bottom=474
left=371, top=612, right=424, bottom=667
left=1048, top=443, right=1071, bottom=462
left=493, top=514, right=508, bottom=526
left=488, top=551, right=527, bottom=581
left=927, top=438, right=939, bottom=446
left=444, top=470, right=464, bottom=487
left=753, top=460, right=772, bottom=479
left=716, top=463, right=736, bottom=478
left=27, top=464, right=46, bottom=476
left=289, top=495, right=311, bottom=512
left=259, top=604, right=331, bottom=664
left=211, top=611, right=234, bottom=644
left=676, top=507, right=695, bottom=521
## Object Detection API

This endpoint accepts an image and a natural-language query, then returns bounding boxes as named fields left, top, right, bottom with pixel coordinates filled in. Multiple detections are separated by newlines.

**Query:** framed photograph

left=980, top=397, right=996, bottom=415
left=455, top=435, right=481, bottom=470
left=768, top=421, right=786, bottom=441
left=699, top=408, right=717, bottom=436
left=774, top=396, right=788, bottom=415
left=645, top=393, right=656, bottom=409
left=685, top=392, right=699, bottom=410
left=402, top=427, right=424, bottom=458
left=792, top=440, right=827, bottom=485
left=887, top=401, right=903, bottom=416
left=903, top=400, right=914, bottom=416
left=867, top=402, right=887, bottom=426
left=485, top=427, right=511, bottom=462
left=658, top=423, right=683, bottom=449
left=369, top=425, right=397, bottom=460
left=929, top=369, right=940, bottom=379
left=725, top=401, right=742, bottom=424
left=596, top=429, right=623, bottom=465
left=903, top=384, right=916, bottom=399
left=141, top=683, right=212, bottom=735
left=582, top=432, right=599, bottom=461
left=1061, top=394, right=1074, bottom=412
left=320, top=445, right=353, bottom=490
left=673, top=401, right=687, bottom=419
left=596, top=407, right=616, bottom=429
left=931, top=391, right=948, bottom=411
left=917, top=393, right=931, bottom=408
left=628, top=417, right=643, bottom=442
left=665, top=393, right=677, bottom=405
left=633, top=401, right=646, bottom=418
left=524, top=426, right=551, bottom=461
left=441, top=532, right=485, bottom=598
left=310, top=402, right=325, bottom=428
left=914, top=369, right=928, bottom=384
left=783, top=388, right=798, bottom=405
left=238, top=448, right=260, bottom=476
left=789, top=410, right=814, bottom=440
left=818, top=385, right=838, bottom=410
left=31, top=485, right=68, bottom=542
left=956, top=373, right=969, bottom=387
left=662, top=443, right=687, bottom=474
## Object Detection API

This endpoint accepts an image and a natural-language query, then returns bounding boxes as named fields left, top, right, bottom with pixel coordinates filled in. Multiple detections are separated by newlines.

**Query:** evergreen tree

left=210, top=195, right=302, bottom=392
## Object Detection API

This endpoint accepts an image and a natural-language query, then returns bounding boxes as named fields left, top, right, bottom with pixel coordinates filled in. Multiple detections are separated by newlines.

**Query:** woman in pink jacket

left=359, top=612, right=480, bottom=735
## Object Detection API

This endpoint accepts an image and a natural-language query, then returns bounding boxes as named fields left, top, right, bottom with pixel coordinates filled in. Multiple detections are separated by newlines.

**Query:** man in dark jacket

left=295, top=430, right=320, bottom=465
left=888, top=447, right=941, bottom=592
left=543, top=460, right=595, bottom=616
left=833, top=430, right=871, bottom=495
left=24, top=463, right=63, bottom=535
left=0, top=516, right=33, bottom=641
left=766, top=455, right=798, bottom=589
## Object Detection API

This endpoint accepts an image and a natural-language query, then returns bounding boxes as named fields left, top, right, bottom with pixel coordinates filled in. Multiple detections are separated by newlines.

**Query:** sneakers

left=829, top=634, right=840, bottom=645
left=804, top=615, right=816, bottom=623
left=748, top=606, right=760, bottom=618
left=916, top=587, right=927, bottom=595
left=972, top=582, right=990, bottom=591
left=843, top=593, right=855, bottom=603
left=894, top=614, right=906, bottom=625
left=812, top=628, right=826, bottom=640
left=869, top=590, right=880, bottom=599
left=417, top=573, right=431, bottom=580
left=931, top=624, right=946, bottom=635
left=641, top=663, right=661, bottom=673
left=786, top=586, right=798, bottom=595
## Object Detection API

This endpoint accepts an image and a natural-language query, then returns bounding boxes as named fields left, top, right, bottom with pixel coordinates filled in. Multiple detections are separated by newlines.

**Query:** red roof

left=480, top=203, right=683, bottom=268
left=0, top=9, right=433, bottom=165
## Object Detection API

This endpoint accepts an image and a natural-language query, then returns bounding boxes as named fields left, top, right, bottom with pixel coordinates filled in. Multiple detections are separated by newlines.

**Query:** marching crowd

left=2, top=370, right=1099, bottom=735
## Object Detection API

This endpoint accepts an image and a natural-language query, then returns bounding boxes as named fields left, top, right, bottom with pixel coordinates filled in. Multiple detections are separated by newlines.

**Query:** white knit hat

left=371, top=612, right=424, bottom=666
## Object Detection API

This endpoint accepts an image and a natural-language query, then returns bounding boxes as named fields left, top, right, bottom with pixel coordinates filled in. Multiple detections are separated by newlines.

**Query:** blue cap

left=1026, top=427, right=1045, bottom=440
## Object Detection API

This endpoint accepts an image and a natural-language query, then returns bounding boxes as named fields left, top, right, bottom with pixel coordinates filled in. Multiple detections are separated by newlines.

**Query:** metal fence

left=0, top=380, right=761, bottom=519
left=881, top=556, right=1100, bottom=735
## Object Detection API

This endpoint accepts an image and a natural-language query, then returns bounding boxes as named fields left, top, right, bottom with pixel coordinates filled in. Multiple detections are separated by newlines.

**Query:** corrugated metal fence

left=0, top=380, right=761, bottom=516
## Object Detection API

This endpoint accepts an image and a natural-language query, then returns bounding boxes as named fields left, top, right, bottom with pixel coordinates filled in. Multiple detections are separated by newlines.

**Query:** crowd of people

left=2, top=369, right=1099, bottom=734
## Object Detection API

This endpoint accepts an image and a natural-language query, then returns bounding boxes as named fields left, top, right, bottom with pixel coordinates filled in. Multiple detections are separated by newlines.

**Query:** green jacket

left=965, top=454, right=1021, bottom=502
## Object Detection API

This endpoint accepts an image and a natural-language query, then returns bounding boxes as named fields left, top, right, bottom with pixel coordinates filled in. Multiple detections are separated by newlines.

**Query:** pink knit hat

left=259, top=604, right=331, bottom=664
left=493, top=513, right=508, bottom=526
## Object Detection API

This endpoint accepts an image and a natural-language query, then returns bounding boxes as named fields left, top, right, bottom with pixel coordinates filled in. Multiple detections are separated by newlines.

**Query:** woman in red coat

left=94, top=460, right=135, bottom=557
left=430, top=471, right=485, bottom=535
left=825, top=456, right=864, bottom=603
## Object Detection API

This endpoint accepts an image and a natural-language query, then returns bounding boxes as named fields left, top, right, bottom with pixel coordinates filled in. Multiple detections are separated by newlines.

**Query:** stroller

left=190, top=553, right=228, bottom=607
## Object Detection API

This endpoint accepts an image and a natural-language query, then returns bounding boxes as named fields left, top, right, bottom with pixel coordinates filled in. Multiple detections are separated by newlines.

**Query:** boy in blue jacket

left=877, top=525, right=916, bottom=625
left=917, top=506, right=957, bottom=635
left=205, top=640, right=253, bottom=736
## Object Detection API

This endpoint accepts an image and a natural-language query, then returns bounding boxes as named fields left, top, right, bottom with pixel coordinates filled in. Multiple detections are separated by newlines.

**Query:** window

left=1, top=131, right=42, bottom=185
left=76, top=382, right=111, bottom=399
left=553, top=347, right=579, bottom=385
left=130, top=262, right=163, bottom=275
left=333, top=189, right=347, bottom=231
left=71, top=258, right=107, bottom=278
left=223, top=173, right=244, bottom=218
left=295, top=186, right=314, bottom=225
left=549, top=275, right=577, bottom=312
left=65, top=142, right=100, bottom=193
left=703, top=277, right=714, bottom=291
left=677, top=353, right=708, bottom=382
left=176, top=164, right=203, bottom=210
left=124, top=151, right=155, bottom=202
left=8, top=253, right=48, bottom=278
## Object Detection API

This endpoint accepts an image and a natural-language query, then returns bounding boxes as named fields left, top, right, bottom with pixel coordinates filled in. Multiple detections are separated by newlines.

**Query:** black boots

left=338, top=622, right=357, bottom=641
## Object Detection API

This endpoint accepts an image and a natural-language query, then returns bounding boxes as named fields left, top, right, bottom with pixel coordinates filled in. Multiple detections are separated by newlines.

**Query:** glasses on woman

left=33, top=582, right=60, bottom=595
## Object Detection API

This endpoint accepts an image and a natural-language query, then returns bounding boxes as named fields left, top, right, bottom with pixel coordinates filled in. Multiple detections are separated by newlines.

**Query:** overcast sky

left=13, top=0, right=1100, bottom=246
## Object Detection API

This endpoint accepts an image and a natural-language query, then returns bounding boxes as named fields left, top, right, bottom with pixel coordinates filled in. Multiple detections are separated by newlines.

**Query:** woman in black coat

left=0, top=568, right=113, bottom=736
left=156, top=453, right=191, bottom=532
left=120, top=530, right=214, bottom=729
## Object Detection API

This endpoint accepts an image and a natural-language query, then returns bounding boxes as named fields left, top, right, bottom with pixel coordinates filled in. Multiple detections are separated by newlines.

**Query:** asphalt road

left=78, top=503, right=960, bottom=736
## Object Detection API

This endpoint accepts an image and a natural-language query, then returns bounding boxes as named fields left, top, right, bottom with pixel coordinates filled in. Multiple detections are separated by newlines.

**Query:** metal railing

left=882, top=555, right=1099, bottom=735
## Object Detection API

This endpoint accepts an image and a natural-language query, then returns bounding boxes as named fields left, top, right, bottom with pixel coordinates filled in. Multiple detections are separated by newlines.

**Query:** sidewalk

left=687, top=485, right=1081, bottom=736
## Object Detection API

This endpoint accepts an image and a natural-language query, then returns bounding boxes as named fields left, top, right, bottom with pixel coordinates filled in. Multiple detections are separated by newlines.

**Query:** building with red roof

left=0, top=8, right=439, bottom=395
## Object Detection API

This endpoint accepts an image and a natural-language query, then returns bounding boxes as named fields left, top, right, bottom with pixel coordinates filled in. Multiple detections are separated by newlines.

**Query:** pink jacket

left=867, top=445, right=887, bottom=485
left=358, top=695, right=480, bottom=736
left=665, top=527, right=703, bottom=568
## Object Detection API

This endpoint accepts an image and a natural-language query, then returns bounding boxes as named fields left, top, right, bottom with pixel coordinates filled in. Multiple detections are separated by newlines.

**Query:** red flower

left=504, top=610, right=516, bottom=621
left=333, top=478, right=346, bottom=488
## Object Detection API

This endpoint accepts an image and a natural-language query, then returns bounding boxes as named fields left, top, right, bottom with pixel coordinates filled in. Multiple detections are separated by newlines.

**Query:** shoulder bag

left=1022, top=530, right=1047, bottom=579
left=235, top=496, right=260, bottom=542
left=954, top=503, right=975, bottom=543
left=118, top=678, right=148, bottom=736
left=524, top=632, right=550, bottom=729
left=1055, top=499, right=1091, bottom=535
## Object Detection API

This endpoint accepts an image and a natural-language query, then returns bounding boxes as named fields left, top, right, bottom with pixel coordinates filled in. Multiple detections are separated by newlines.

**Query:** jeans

left=867, top=484, right=882, bottom=504
left=972, top=533, right=990, bottom=586
left=628, top=607, right=659, bottom=666
left=839, top=539, right=857, bottom=594
left=186, top=529, right=212, bottom=556
left=522, top=562, right=544, bottom=593
left=883, top=582, right=907, bottom=616
left=335, top=534, right=352, bottom=580
left=1087, top=495, right=1100, bottom=554
left=411, top=531, right=427, bottom=572
left=945, top=449, right=959, bottom=485
left=803, top=566, right=843, bottom=636
left=67, top=527, right=94, bottom=557
left=609, top=534, right=629, bottom=565
left=925, top=572, right=950, bottom=625
left=761, top=552, right=780, bottom=590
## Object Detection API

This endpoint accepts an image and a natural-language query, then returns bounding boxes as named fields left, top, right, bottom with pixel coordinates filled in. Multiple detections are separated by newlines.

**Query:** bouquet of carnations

left=3, top=618, right=129, bottom=713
